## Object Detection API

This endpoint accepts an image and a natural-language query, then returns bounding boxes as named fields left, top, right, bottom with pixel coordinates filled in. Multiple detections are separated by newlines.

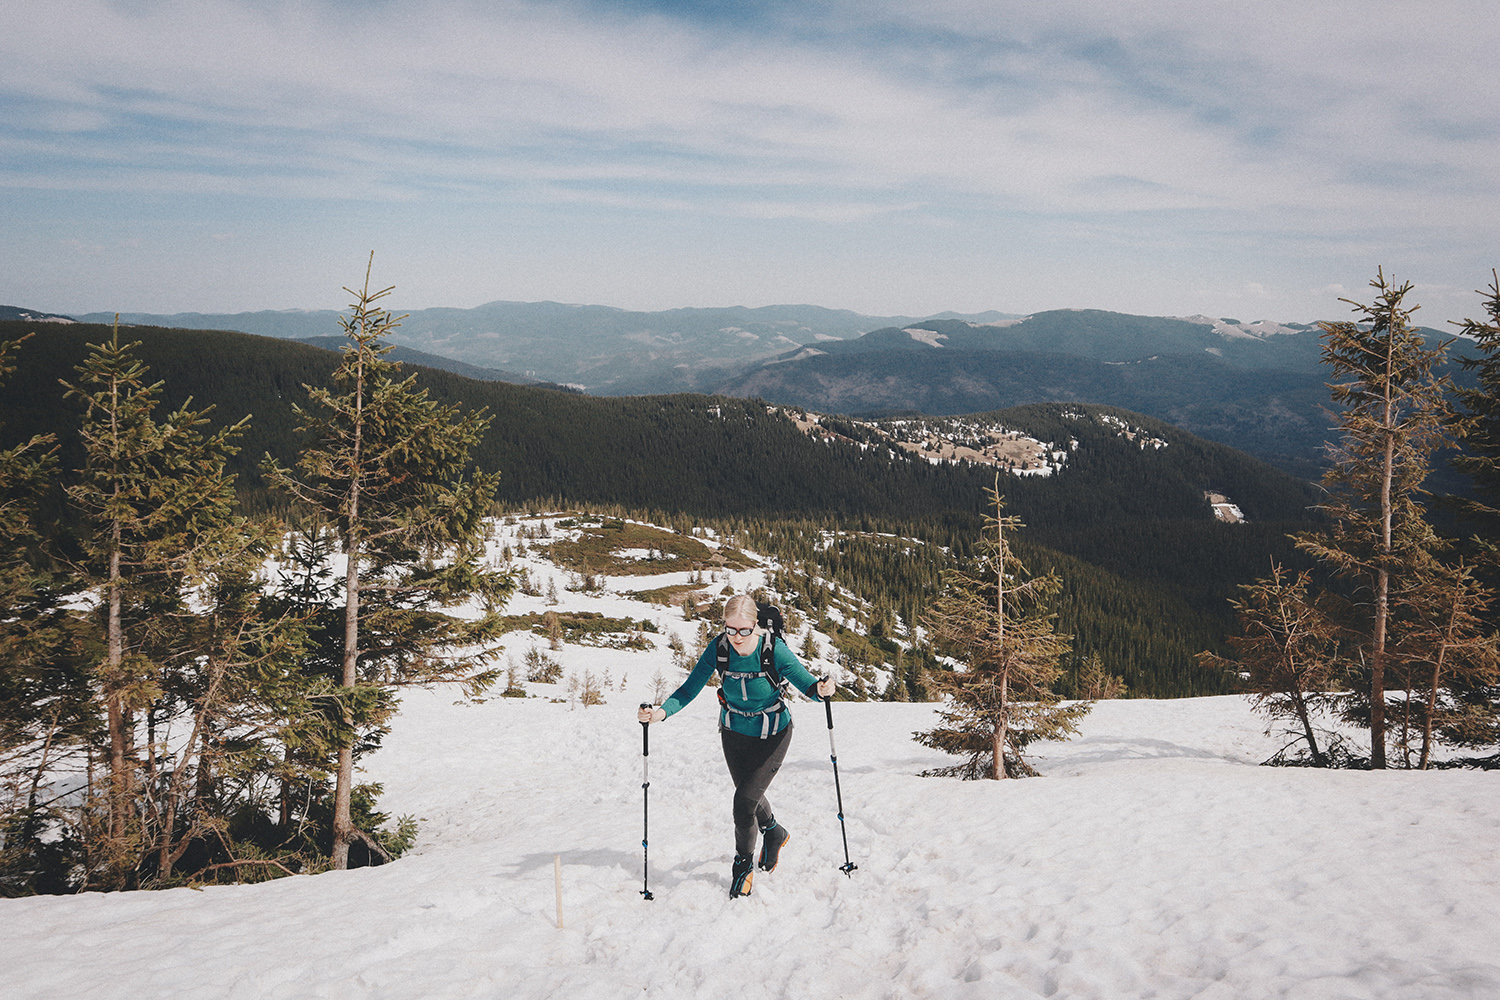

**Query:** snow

left=904, top=328, right=948, bottom=348
left=1177, top=315, right=1306, bottom=341
left=4, top=520, right=1499, bottom=1000
left=6, top=694, right=1496, bottom=999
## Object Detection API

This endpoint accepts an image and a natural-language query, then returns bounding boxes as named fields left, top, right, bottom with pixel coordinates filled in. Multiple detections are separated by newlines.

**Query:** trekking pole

left=822, top=685, right=858, bottom=876
left=639, top=704, right=654, bottom=901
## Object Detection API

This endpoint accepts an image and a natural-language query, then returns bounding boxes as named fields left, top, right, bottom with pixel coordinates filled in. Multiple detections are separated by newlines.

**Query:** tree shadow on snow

left=1042, top=735, right=1253, bottom=767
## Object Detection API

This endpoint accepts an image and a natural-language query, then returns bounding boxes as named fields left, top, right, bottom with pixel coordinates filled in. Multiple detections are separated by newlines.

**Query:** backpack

left=714, top=602, right=791, bottom=737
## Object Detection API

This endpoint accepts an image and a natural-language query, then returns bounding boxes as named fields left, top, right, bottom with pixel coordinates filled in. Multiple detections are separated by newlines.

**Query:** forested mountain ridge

left=0, top=319, right=1315, bottom=524
left=0, top=305, right=77, bottom=323
left=719, top=346, right=1334, bottom=478
left=713, top=312, right=1468, bottom=480
left=763, top=311, right=1324, bottom=368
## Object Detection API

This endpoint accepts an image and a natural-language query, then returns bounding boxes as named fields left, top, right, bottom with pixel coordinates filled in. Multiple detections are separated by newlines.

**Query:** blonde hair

left=723, top=594, right=757, bottom=625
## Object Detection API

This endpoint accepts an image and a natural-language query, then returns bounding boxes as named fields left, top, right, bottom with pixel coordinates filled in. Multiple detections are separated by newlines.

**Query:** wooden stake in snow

left=555, top=854, right=563, bottom=929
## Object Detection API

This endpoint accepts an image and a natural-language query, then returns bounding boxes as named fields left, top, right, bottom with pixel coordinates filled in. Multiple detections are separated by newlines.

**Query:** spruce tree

left=0, top=335, right=68, bottom=752
left=1452, top=270, right=1500, bottom=531
left=262, top=260, right=512, bottom=869
left=1296, top=271, right=1453, bottom=768
left=0, top=335, right=88, bottom=895
left=1440, top=272, right=1500, bottom=752
left=915, top=474, right=1089, bottom=779
left=61, top=320, right=253, bottom=885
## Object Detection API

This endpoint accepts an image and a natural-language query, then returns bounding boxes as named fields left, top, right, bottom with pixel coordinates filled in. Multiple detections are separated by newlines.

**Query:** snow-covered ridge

left=779, top=407, right=1191, bottom=477
left=1095, top=412, right=1168, bottom=450
left=1176, top=314, right=1308, bottom=340
left=8, top=311, right=76, bottom=323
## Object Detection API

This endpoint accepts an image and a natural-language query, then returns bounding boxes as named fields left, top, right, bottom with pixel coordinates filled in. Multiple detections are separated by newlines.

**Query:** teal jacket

left=661, top=634, right=822, bottom=737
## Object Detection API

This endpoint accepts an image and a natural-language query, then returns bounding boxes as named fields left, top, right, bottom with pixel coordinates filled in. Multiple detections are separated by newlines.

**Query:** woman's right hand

left=638, top=704, right=666, bottom=723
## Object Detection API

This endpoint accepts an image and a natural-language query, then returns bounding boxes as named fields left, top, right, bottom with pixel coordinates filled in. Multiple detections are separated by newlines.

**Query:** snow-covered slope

left=2, top=519, right=1497, bottom=1000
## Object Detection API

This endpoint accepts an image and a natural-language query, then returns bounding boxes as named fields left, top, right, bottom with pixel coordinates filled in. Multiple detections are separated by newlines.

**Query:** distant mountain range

left=7, top=299, right=1474, bottom=479
left=708, top=314, right=1341, bottom=478
left=66, top=301, right=1022, bottom=394
left=295, top=336, right=577, bottom=391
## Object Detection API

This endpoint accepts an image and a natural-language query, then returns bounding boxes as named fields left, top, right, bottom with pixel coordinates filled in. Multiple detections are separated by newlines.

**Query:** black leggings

left=720, top=723, right=793, bottom=858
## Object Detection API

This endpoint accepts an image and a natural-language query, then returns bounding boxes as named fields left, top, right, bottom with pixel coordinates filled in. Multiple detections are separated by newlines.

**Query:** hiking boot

left=730, top=854, right=754, bottom=898
left=758, top=823, right=790, bottom=872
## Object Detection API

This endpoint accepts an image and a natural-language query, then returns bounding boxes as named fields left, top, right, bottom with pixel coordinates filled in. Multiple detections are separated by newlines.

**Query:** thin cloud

left=1, top=0, right=1496, bottom=318
left=8, top=0, right=1493, bottom=224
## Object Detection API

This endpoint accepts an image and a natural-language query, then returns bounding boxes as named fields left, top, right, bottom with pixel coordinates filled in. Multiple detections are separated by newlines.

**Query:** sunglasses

left=724, top=626, right=757, bottom=637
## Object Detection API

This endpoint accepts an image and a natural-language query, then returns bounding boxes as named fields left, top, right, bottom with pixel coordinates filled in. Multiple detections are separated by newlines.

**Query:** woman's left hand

left=816, top=677, right=835, bottom=698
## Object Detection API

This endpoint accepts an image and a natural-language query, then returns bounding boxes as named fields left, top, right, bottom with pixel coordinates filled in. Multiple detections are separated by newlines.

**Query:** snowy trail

left=4, top=692, right=1498, bottom=999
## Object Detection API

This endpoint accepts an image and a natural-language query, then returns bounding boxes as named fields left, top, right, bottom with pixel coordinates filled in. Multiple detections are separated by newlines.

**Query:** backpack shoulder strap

left=760, top=634, right=786, bottom=691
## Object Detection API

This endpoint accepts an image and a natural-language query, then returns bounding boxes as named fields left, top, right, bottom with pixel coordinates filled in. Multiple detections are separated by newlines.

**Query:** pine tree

left=262, top=260, right=513, bottom=869
left=1296, top=271, right=1454, bottom=768
left=915, top=474, right=1089, bottom=779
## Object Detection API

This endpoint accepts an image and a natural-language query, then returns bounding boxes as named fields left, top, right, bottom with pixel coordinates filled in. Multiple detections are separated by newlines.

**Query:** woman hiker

left=637, top=594, right=836, bottom=898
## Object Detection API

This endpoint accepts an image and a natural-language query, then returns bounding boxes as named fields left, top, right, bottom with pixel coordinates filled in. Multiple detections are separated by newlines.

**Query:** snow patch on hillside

left=903, top=328, right=948, bottom=347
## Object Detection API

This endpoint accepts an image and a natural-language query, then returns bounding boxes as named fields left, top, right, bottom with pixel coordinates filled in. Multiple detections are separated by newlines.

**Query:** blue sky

left=2, top=0, right=1497, bottom=324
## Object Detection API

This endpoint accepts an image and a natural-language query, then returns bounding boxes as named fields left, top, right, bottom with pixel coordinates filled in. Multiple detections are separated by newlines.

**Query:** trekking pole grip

left=639, top=703, right=651, bottom=755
